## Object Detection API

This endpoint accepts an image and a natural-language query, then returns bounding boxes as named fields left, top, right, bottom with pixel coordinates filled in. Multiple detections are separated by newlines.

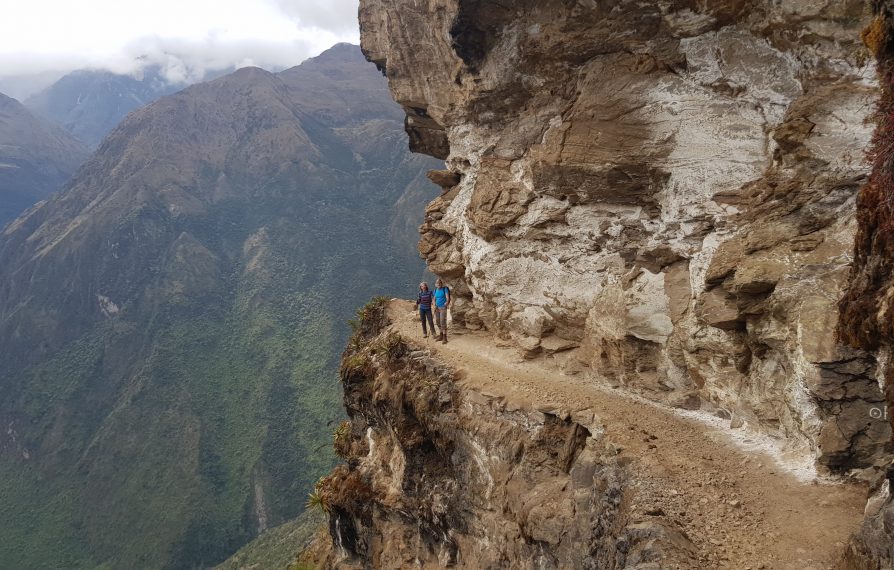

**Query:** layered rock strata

left=310, top=300, right=697, bottom=569
left=360, top=0, right=893, bottom=474
left=839, top=2, right=894, bottom=567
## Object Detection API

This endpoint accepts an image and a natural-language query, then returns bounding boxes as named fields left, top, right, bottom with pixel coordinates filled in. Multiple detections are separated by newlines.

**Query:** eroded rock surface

left=838, top=4, right=894, bottom=568
left=310, top=301, right=697, bottom=569
left=310, top=300, right=870, bottom=569
left=360, top=0, right=892, bottom=474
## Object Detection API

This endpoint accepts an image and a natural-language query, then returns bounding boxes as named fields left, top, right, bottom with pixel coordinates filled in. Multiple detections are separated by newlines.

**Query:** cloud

left=0, top=0, right=360, bottom=86
left=272, top=0, right=359, bottom=33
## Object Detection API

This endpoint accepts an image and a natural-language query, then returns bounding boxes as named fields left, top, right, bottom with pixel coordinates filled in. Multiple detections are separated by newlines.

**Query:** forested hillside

left=0, top=43, right=438, bottom=569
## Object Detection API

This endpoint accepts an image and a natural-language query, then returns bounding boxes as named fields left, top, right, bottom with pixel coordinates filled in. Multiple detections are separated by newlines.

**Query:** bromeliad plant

left=306, top=477, right=331, bottom=513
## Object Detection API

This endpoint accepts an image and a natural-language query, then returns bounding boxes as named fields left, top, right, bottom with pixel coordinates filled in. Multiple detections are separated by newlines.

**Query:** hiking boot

left=423, top=333, right=428, bottom=338
left=442, top=334, right=448, bottom=344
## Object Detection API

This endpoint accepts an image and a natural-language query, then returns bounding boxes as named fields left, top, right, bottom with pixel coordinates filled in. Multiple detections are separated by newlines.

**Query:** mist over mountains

left=23, top=65, right=237, bottom=148
left=0, top=93, right=88, bottom=227
left=0, top=43, right=438, bottom=568
left=0, top=66, right=224, bottom=227
left=24, top=67, right=190, bottom=148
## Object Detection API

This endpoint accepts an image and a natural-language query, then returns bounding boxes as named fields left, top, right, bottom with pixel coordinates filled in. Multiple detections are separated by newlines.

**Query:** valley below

left=6, top=0, right=894, bottom=568
left=0, top=44, right=438, bottom=569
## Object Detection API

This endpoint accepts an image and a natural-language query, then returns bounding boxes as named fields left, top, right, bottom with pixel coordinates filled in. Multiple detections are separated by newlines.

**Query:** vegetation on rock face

left=0, top=44, right=438, bottom=569
left=835, top=4, right=894, bottom=569
left=333, top=420, right=352, bottom=459
left=839, top=4, right=894, bottom=437
left=840, top=8, right=894, bottom=354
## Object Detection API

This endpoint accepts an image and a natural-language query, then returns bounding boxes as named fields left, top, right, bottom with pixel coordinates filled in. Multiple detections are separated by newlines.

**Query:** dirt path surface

left=388, top=301, right=867, bottom=570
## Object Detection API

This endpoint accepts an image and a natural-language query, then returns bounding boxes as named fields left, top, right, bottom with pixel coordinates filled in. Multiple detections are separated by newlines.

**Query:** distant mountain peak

left=311, top=42, right=364, bottom=63
left=24, top=67, right=205, bottom=148
left=0, top=91, right=88, bottom=227
left=0, top=43, right=439, bottom=570
left=220, top=65, right=276, bottom=84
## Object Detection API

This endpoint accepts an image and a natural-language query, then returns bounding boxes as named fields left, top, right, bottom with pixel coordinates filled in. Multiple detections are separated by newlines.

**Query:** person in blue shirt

left=415, top=282, right=435, bottom=338
left=433, top=278, right=451, bottom=343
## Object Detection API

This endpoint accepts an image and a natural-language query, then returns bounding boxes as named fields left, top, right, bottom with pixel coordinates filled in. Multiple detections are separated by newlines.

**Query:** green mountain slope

left=214, top=510, right=324, bottom=570
left=0, top=43, right=438, bottom=569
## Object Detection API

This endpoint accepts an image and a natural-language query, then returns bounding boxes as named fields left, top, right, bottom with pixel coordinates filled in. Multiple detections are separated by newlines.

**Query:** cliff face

left=359, top=0, right=893, bottom=475
left=312, top=300, right=701, bottom=569
left=839, top=2, right=894, bottom=567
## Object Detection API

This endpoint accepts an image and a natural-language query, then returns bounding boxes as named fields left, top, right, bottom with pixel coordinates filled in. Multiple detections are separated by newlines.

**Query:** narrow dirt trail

left=388, top=301, right=867, bottom=570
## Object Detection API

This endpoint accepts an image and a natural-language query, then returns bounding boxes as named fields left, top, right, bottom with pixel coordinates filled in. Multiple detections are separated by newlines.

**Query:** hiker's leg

left=436, top=308, right=447, bottom=336
left=423, top=309, right=434, bottom=336
left=419, top=309, right=428, bottom=335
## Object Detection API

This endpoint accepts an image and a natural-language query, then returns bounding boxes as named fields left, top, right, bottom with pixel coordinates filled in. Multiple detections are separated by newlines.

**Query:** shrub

left=340, top=353, right=371, bottom=380
left=371, top=331, right=403, bottom=359
left=333, top=421, right=351, bottom=459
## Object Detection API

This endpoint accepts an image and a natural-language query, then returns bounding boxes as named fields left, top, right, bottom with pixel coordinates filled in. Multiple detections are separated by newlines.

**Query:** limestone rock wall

left=360, top=0, right=892, bottom=473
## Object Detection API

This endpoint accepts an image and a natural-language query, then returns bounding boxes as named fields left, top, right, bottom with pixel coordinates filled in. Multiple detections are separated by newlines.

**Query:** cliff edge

left=360, top=0, right=891, bottom=477
left=308, top=300, right=866, bottom=568
left=308, top=0, right=894, bottom=567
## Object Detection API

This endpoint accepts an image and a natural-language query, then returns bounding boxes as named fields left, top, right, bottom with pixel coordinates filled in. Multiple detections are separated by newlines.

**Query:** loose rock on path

left=389, top=300, right=867, bottom=570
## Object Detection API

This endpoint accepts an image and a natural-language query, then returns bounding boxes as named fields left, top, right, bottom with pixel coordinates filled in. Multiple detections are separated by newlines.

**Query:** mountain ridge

left=0, top=92, right=89, bottom=228
left=0, top=43, right=439, bottom=569
left=24, top=66, right=191, bottom=148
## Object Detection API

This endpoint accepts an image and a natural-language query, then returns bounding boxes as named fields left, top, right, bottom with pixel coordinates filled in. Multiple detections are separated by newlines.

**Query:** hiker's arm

left=446, top=290, right=451, bottom=308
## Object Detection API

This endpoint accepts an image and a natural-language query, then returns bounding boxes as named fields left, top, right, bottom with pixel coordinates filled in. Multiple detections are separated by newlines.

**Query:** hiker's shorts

left=435, top=307, right=448, bottom=331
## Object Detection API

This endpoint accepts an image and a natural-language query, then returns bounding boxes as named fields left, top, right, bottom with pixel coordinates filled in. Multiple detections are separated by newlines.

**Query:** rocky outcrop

left=839, top=3, right=894, bottom=568
left=360, top=0, right=893, bottom=475
left=310, top=300, right=698, bottom=569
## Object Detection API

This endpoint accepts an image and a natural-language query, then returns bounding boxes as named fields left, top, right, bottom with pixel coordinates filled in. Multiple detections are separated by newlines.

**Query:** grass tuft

left=333, top=421, right=351, bottom=459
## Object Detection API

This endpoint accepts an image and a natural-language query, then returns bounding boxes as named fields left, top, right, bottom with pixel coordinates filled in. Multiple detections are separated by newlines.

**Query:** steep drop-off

left=311, top=300, right=701, bottom=569
left=308, top=300, right=867, bottom=569
left=0, top=44, right=438, bottom=569
left=306, top=1, right=894, bottom=568
left=360, top=0, right=891, bottom=477
left=0, top=93, right=88, bottom=227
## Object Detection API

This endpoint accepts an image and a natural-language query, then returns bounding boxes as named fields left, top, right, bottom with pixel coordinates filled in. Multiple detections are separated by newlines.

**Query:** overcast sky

left=0, top=0, right=359, bottom=93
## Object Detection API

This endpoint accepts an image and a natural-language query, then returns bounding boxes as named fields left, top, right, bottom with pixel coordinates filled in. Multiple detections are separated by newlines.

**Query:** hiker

left=433, top=278, right=451, bottom=343
left=415, top=282, right=435, bottom=338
